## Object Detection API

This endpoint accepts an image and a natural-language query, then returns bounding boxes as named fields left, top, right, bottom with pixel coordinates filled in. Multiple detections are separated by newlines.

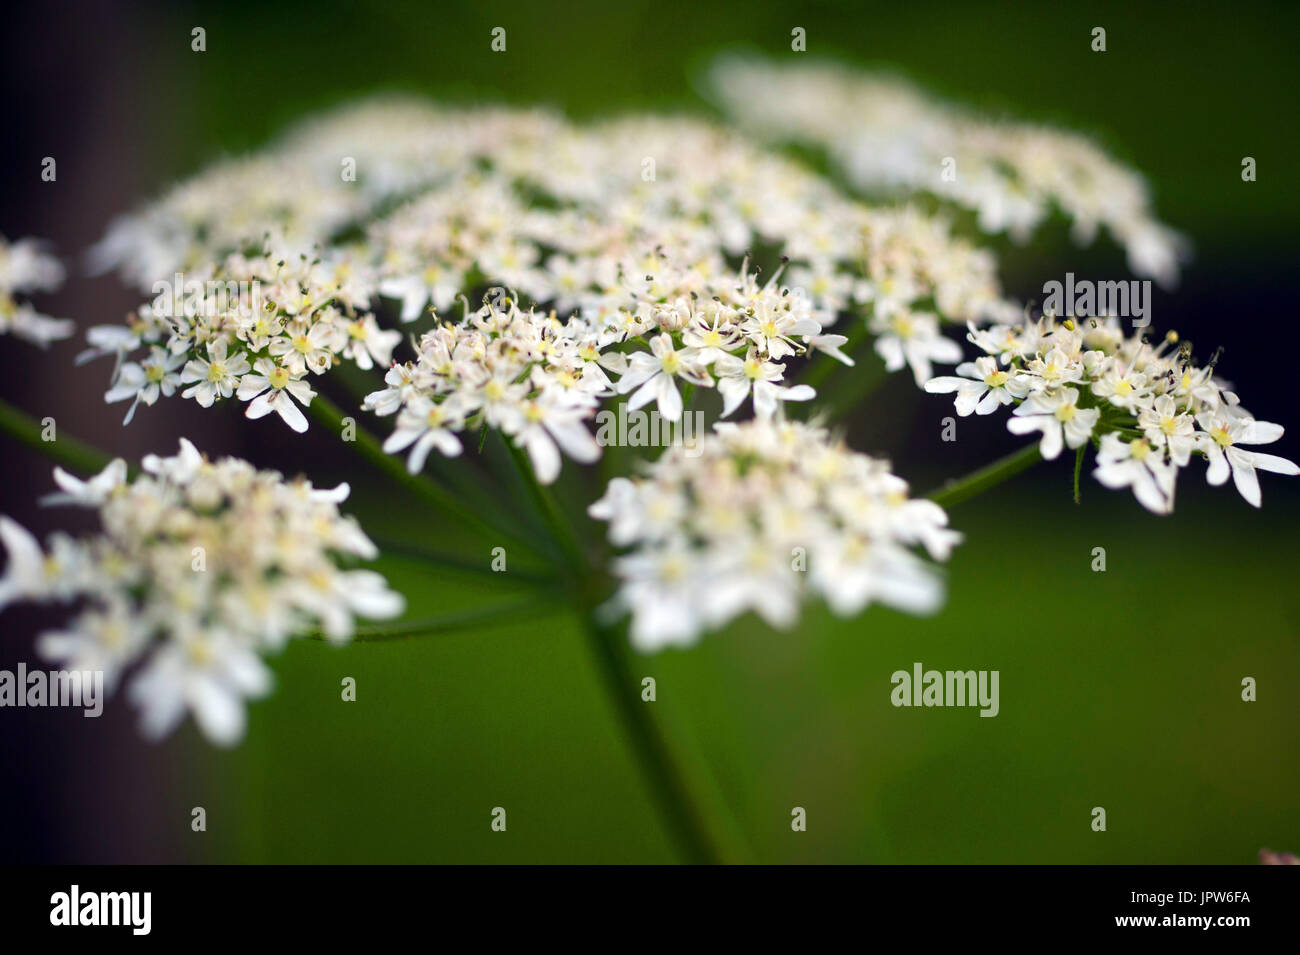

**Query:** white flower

left=707, top=55, right=1187, bottom=285
left=0, top=235, right=65, bottom=293
left=42, top=459, right=129, bottom=507
left=91, top=242, right=399, bottom=431
left=0, top=442, right=405, bottom=744
left=871, top=311, right=963, bottom=386
left=590, top=419, right=957, bottom=648
left=810, top=538, right=944, bottom=617
left=237, top=358, right=315, bottom=433
left=681, top=311, right=744, bottom=364
left=283, top=567, right=406, bottom=644
left=1022, top=345, right=1084, bottom=393
left=1138, top=395, right=1196, bottom=466
left=180, top=339, right=250, bottom=407
left=105, top=347, right=184, bottom=423
left=1091, top=363, right=1150, bottom=411
left=142, top=436, right=205, bottom=482
left=1006, top=387, right=1099, bottom=460
left=588, top=477, right=657, bottom=546
left=1092, top=433, right=1176, bottom=514
left=363, top=362, right=421, bottom=416
left=0, top=516, right=49, bottom=609
left=0, top=301, right=74, bottom=346
left=807, top=332, right=855, bottom=366
left=787, top=262, right=856, bottom=312
left=713, top=351, right=814, bottom=418
left=0, top=236, right=73, bottom=345
left=513, top=392, right=600, bottom=485
left=382, top=397, right=465, bottom=473
left=86, top=100, right=1027, bottom=455
left=612, top=546, right=709, bottom=651
left=740, top=303, right=821, bottom=361
left=928, top=307, right=1297, bottom=511
left=80, top=322, right=152, bottom=365
left=700, top=542, right=802, bottom=630
left=1196, top=414, right=1299, bottom=507
left=379, top=268, right=464, bottom=322
left=128, top=629, right=274, bottom=747
left=618, top=332, right=712, bottom=422
left=37, top=601, right=149, bottom=692
left=882, top=497, right=963, bottom=562
left=924, top=356, right=1026, bottom=416
left=268, top=319, right=340, bottom=377
left=342, top=314, right=402, bottom=370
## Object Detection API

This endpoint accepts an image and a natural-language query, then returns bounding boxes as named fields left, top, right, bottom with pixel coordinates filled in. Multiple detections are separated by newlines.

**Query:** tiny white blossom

left=1006, top=387, right=1099, bottom=460
left=0, top=442, right=405, bottom=744
left=237, top=357, right=315, bottom=433
left=1197, top=414, right=1299, bottom=508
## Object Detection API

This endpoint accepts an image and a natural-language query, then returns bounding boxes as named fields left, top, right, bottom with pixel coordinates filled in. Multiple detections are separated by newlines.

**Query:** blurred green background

left=2, top=0, right=1296, bottom=863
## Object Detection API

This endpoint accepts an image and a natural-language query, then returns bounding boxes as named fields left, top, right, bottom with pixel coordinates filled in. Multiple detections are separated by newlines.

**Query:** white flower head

left=1007, top=386, right=1099, bottom=460
left=0, top=235, right=72, bottom=346
left=927, top=313, right=1297, bottom=511
left=589, top=419, right=958, bottom=649
left=0, top=442, right=405, bottom=745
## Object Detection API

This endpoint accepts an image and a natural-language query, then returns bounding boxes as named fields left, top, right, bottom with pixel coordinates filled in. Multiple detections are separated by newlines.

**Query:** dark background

left=0, top=0, right=1296, bottom=862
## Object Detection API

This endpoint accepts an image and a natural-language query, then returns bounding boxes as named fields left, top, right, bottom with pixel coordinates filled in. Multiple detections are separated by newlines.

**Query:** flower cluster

left=365, top=256, right=848, bottom=483
left=707, top=55, right=1189, bottom=287
left=0, top=440, right=404, bottom=744
left=86, top=243, right=399, bottom=429
left=85, top=100, right=1019, bottom=446
left=925, top=316, right=1299, bottom=511
left=0, top=235, right=73, bottom=346
left=85, top=98, right=535, bottom=288
left=363, top=114, right=1015, bottom=331
left=589, top=418, right=960, bottom=649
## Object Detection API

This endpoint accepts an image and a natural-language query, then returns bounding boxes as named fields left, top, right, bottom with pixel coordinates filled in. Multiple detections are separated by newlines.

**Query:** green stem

left=582, top=613, right=723, bottom=864
left=307, top=392, right=544, bottom=559
left=372, top=536, right=558, bottom=585
left=1072, top=446, right=1084, bottom=504
left=0, top=396, right=121, bottom=475
left=500, top=441, right=726, bottom=863
left=311, top=598, right=558, bottom=643
left=503, top=439, right=581, bottom=570
left=927, top=443, right=1043, bottom=509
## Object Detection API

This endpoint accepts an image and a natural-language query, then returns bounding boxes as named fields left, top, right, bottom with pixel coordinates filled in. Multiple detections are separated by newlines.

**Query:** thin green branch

left=372, top=536, right=558, bottom=585
left=0, top=396, right=123, bottom=476
left=582, top=613, right=724, bottom=864
left=927, top=443, right=1043, bottom=510
left=310, top=598, right=558, bottom=643
left=501, top=433, right=729, bottom=863
left=503, top=439, right=581, bottom=570
left=307, top=392, right=545, bottom=559
left=1072, top=445, right=1085, bottom=504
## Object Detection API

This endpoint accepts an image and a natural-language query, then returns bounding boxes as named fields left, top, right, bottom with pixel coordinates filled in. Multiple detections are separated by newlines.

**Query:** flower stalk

left=307, top=392, right=547, bottom=560
left=582, top=613, right=724, bottom=865
left=326, top=599, right=561, bottom=643
left=927, top=443, right=1043, bottom=509
left=0, top=396, right=119, bottom=476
